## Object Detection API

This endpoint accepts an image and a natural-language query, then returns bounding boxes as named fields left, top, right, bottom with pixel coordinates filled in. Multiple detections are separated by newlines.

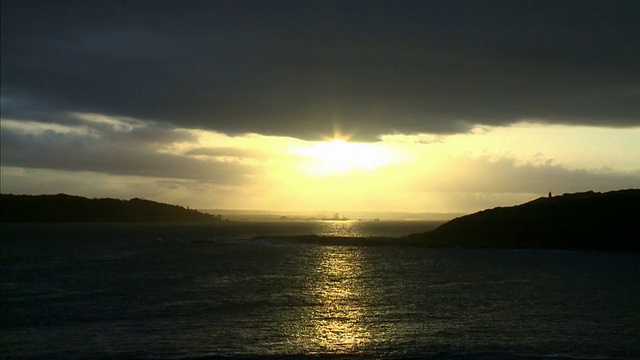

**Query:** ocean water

left=1, top=222, right=639, bottom=360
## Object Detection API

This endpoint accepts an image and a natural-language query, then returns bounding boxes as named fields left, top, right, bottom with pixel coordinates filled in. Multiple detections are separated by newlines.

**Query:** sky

left=1, top=0, right=639, bottom=214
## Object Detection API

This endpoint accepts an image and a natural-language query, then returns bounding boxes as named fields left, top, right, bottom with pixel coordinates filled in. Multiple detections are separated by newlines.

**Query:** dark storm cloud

left=185, top=147, right=271, bottom=160
left=2, top=0, right=639, bottom=141
left=0, top=126, right=257, bottom=183
left=95, top=119, right=198, bottom=145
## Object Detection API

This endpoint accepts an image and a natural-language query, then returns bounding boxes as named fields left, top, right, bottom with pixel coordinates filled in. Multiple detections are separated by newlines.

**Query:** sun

left=294, top=139, right=398, bottom=176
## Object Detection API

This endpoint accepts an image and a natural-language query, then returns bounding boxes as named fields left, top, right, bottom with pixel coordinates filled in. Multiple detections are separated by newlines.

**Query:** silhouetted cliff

left=407, top=189, right=640, bottom=251
left=0, top=194, right=224, bottom=223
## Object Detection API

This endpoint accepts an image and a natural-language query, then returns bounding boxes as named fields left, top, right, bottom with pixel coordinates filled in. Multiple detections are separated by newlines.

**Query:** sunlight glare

left=293, top=139, right=402, bottom=176
left=306, top=247, right=372, bottom=353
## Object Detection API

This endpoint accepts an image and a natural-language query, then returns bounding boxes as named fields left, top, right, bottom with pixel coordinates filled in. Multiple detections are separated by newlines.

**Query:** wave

left=75, top=352, right=631, bottom=360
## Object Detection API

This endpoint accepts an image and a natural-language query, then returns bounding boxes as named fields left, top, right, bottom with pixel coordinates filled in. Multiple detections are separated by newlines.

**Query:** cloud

left=0, top=121, right=258, bottom=184
left=422, top=156, right=640, bottom=194
left=185, top=147, right=270, bottom=160
left=2, top=1, right=639, bottom=141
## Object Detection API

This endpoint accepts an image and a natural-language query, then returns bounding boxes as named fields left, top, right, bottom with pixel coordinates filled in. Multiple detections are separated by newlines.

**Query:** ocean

left=1, top=222, right=639, bottom=360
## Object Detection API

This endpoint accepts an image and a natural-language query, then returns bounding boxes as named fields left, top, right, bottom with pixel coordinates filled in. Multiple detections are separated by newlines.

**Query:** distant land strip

left=2, top=190, right=638, bottom=252
left=0, top=194, right=226, bottom=223
left=258, top=189, right=640, bottom=252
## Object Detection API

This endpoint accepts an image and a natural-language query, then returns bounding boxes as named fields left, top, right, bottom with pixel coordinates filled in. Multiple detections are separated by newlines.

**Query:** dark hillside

left=406, top=189, right=640, bottom=251
left=0, top=194, right=223, bottom=223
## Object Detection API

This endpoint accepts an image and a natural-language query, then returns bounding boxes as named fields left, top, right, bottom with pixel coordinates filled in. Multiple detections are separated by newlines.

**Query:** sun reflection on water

left=318, top=220, right=365, bottom=237
left=310, top=248, right=370, bottom=352
left=289, top=246, right=373, bottom=354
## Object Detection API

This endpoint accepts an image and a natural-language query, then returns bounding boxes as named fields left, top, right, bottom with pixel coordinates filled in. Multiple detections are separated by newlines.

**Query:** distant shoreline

left=0, top=194, right=227, bottom=223
left=257, top=189, right=640, bottom=252
left=2, top=190, right=638, bottom=252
